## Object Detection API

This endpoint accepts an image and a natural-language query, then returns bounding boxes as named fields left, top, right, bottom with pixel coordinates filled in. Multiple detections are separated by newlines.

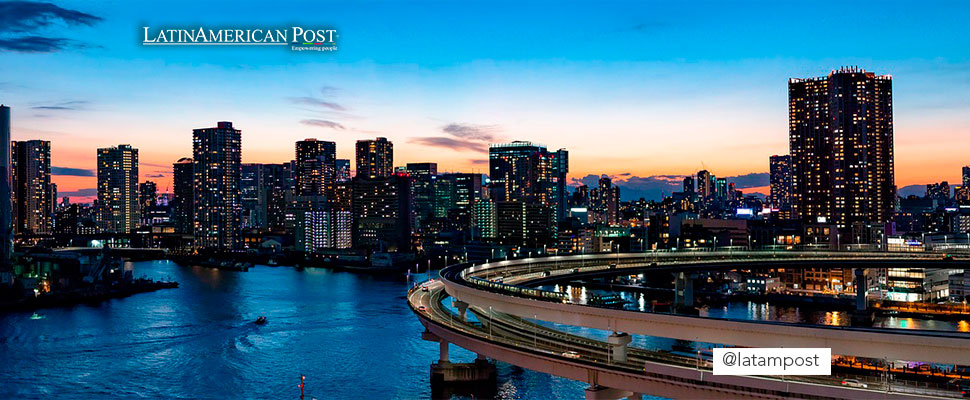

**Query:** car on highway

left=840, top=379, right=868, bottom=388
left=561, top=351, right=581, bottom=359
left=421, top=285, right=429, bottom=292
left=418, top=306, right=427, bottom=312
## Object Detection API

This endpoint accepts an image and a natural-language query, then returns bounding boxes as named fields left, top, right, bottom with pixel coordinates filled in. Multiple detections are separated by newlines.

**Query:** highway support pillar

left=855, top=268, right=866, bottom=313
left=851, top=268, right=874, bottom=325
left=607, top=332, right=632, bottom=363
left=452, top=299, right=469, bottom=321
left=674, top=272, right=694, bottom=308
left=439, top=339, right=450, bottom=364
left=585, top=385, right=633, bottom=400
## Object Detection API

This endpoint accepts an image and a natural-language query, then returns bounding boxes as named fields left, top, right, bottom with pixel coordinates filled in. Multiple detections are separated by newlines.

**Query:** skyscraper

left=11, top=140, right=53, bottom=235
left=682, top=176, right=694, bottom=194
left=696, top=170, right=713, bottom=198
left=406, top=162, right=437, bottom=232
left=352, top=174, right=412, bottom=251
left=172, top=157, right=194, bottom=234
left=789, top=67, right=894, bottom=229
left=355, top=137, right=393, bottom=179
left=242, top=163, right=293, bottom=230
left=139, top=181, right=158, bottom=209
left=193, top=122, right=242, bottom=250
left=963, top=166, right=970, bottom=189
left=295, top=139, right=337, bottom=198
left=769, top=155, right=792, bottom=209
left=335, top=159, right=351, bottom=182
left=0, top=104, right=12, bottom=267
left=488, top=141, right=569, bottom=222
left=589, top=176, right=620, bottom=225
left=97, top=144, right=139, bottom=233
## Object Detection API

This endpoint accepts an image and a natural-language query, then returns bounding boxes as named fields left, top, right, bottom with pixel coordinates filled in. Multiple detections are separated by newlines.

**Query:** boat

left=254, top=316, right=267, bottom=325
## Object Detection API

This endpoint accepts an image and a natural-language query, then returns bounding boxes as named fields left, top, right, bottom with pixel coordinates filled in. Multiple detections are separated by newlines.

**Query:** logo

left=142, top=26, right=338, bottom=52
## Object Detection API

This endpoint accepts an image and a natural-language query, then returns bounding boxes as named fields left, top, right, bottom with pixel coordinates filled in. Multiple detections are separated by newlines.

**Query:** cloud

left=146, top=173, right=166, bottom=178
left=60, top=188, right=97, bottom=197
left=288, top=96, right=346, bottom=112
left=411, top=122, right=503, bottom=153
left=32, top=100, right=87, bottom=110
left=441, top=123, right=501, bottom=142
left=301, top=119, right=346, bottom=130
left=0, top=1, right=102, bottom=53
left=409, top=137, right=485, bottom=152
left=0, top=35, right=85, bottom=52
left=51, top=166, right=94, bottom=176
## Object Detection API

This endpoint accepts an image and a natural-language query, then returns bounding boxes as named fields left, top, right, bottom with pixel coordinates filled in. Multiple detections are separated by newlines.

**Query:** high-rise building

left=11, top=140, right=53, bottom=235
left=589, top=176, right=620, bottom=225
left=488, top=141, right=568, bottom=222
left=97, top=144, right=140, bottom=233
left=351, top=174, right=412, bottom=251
left=242, top=163, right=293, bottom=231
left=355, top=137, right=393, bottom=179
left=291, top=195, right=352, bottom=252
left=335, top=159, right=351, bottom=182
left=697, top=170, right=713, bottom=198
left=432, top=172, right=483, bottom=232
left=295, top=139, right=337, bottom=198
left=789, top=67, right=894, bottom=229
left=682, top=176, right=694, bottom=194
left=0, top=104, right=12, bottom=267
left=406, top=162, right=437, bottom=233
left=769, top=155, right=793, bottom=209
left=172, top=157, right=194, bottom=234
left=193, top=122, right=242, bottom=250
left=926, top=182, right=950, bottom=203
left=139, top=181, right=158, bottom=209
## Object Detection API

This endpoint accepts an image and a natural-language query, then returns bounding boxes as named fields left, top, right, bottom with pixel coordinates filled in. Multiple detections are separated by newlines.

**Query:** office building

left=139, top=181, right=158, bottom=209
left=488, top=141, right=568, bottom=222
left=769, top=155, right=793, bottom=209
left=351, top=174, right=412, bottom=251
left=172, top=157, right=194, bottom=234
left=0, top=104, right=12, bottom=267
left=355, top=137, right=393, bottom=179
left=97, top=144, right=139, bottom=233
left=241, top=163, right=293, bottom=231
left=193, top=122, right=242, bottom=250
left=295, top=139, right=337, bottom=198
left=589, top=176, right=620, bottom=225
left=789, top=67, right=894, bottom=231
left=11, top=140, right=53, bottom=235
left=406, top=162, right=437, bottom=232
left=335, top=159, right=351, bottom=182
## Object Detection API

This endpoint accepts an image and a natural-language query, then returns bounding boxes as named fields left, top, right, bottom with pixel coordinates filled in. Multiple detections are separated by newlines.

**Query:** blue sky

left=1, top=0, right=969, bottom=200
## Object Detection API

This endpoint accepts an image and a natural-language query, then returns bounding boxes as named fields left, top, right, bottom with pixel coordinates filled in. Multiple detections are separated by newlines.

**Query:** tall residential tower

left=789, top=67, right=894, bottom=230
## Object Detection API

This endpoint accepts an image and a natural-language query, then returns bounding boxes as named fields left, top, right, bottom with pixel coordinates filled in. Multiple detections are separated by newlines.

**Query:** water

left=0, top=260, right=588, bottom=399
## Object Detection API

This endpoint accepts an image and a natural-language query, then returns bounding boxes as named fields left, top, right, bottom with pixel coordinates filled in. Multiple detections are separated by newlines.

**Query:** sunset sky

left=1, top=0, right=969, bottom=202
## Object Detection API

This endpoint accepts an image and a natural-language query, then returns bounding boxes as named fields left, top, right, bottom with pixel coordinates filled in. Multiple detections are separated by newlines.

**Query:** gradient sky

left=1, top=0, right=969, bottom=201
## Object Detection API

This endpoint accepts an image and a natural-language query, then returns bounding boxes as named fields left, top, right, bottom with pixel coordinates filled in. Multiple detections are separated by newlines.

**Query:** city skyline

left=2, top=1, right=969, bottom=202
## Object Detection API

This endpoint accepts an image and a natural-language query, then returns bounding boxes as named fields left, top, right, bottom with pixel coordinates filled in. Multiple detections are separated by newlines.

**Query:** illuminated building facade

left=172, top=157, right=194, bottom=234
left=789, top=67, right=894, bottom=232
left=355, top=137, right=393, bottom=179
left=295, top=139, right=337, bottom=198
left=12, top=140, right=53, bottom=235
left=97, top=144, right=139, bottom=233
left=769, top=155, right=792, bottom=209
left=193, top=122, right=242, bottom=250
left=488, top=141, right=568, bottom=222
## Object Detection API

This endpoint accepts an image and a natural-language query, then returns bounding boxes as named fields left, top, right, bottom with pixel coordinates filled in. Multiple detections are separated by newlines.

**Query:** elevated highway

left=411, top=250, right=970, bottom=399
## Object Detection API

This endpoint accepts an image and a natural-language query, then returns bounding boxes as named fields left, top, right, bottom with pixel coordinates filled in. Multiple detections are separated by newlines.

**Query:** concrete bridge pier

left=607, top=332, right=632, bottom=363
left=452, top=300, right=469, bottom=321
left=851, top=268, right=874, bottom=325
left=584, top=385, right=633, bottom=400
left=673, top=272, right=694, bottom=312
left=429, top=338, right=496, bottom=386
